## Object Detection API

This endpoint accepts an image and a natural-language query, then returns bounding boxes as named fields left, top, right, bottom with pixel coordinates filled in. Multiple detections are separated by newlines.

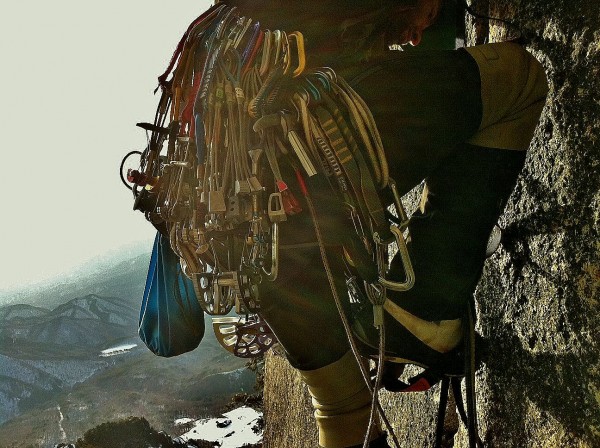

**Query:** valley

left=0, top=250, right=256, bottom=448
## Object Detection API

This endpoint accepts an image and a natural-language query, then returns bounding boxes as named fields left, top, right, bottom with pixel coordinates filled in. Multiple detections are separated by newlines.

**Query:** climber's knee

left=299, top=351, right=379, bottom=448
left=466, top=42, right=549, bottom=150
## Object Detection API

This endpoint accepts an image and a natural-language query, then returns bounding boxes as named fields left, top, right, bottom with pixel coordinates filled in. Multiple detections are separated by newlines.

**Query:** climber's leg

left=299, top=351, right=383, bottom=448
left=465, top=42, right=549, bottom=150
left=389, top=145, right=528, bottom=321
left=386, top=43, right=548, bottom=335
left=348, top=42, right=547, bottom=361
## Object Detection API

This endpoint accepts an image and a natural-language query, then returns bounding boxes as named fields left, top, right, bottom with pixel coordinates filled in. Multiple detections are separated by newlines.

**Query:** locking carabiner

left=374, top=224, right=415, bottom=292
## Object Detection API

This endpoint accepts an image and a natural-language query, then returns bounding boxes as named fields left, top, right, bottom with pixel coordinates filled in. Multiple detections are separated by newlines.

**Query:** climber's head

left=385, top=0, right=443, bottom=46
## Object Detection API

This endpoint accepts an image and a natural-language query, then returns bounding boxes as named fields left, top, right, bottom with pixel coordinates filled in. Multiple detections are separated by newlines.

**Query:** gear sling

left=122, top=3, right=483, bottom=447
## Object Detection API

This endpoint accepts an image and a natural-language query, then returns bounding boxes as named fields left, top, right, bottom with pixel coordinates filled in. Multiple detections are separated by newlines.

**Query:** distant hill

left=0, top=293, right=141, bottom=426
left=0, top=304, right=49, bottom=320
left=0, top=294, right=138, bottom=360
left=0, top=272, right=254, bottom=448
left=0, top=241, right=152, bottom=310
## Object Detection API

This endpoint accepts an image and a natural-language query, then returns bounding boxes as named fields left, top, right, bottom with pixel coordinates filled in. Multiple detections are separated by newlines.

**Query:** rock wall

left=463, top=0, right=599, bottom=446
left=263, top=351, right=317, bottom=448
left=263, top=1, right=599, bottom=447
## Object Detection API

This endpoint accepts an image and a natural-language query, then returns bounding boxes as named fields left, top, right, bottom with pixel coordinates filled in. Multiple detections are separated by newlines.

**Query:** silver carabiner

left=262, top=222, right=279, bottom=281
left=388, top=178, right=410, bottom=230
left=374, top=225, right=415, bottom=292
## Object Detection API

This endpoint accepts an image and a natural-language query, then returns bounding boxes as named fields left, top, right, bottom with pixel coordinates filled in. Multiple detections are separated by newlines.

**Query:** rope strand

left=304, top=187, right=400, bottom=448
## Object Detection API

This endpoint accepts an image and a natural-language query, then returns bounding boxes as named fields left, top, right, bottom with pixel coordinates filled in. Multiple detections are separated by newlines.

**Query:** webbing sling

left=316, top=93, right=390, bottom=240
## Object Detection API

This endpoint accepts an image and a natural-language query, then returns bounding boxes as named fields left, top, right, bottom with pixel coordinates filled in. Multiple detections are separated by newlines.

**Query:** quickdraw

left=123, top=4, right=414, bottom=359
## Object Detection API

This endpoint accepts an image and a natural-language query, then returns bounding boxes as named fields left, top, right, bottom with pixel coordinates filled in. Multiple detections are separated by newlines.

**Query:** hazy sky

left=0, top=0, right=213, bottom=289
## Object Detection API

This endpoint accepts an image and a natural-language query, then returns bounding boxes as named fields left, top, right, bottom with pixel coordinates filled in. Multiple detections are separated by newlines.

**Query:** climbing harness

left=122, top=4, right=482, bottom=447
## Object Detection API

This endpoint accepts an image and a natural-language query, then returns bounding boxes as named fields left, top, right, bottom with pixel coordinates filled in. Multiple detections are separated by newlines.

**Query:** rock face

left=263, top=1, right=599, bottom=447
left=462, top=1, right=599, bottom=446
left=262, top=352, right=317, bottom=448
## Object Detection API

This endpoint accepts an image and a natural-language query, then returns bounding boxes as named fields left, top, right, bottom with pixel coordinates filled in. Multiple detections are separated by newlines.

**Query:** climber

left=217, top=1, right=549, bottom=447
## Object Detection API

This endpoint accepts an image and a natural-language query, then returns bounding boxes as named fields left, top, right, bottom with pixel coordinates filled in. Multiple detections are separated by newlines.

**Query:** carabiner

left=259, top=30, right=273, bottom=77
left=301, top=77, right=321, bottom=102
left=388, top=178, right=410, bottom=230
left=311, top=71, right=334, bottom=95
left=262, top=222, right=279, bottom=281
left=374, top=225, right=415, bottom=292
left=284, top=31, right=306, bottom=78
left=232, top=17, right=252, bottom=50
left=271, top=30, right=283, bottom=68
left=241, top=22, right=261, bottom=66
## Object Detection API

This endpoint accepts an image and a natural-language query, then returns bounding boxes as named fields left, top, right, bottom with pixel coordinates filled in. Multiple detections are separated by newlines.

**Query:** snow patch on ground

left=175, top=417, right=195, bottom=426
left=57, top=405, right=67, bottom=441
left=178, top=406, right=262, bottom=448
left=99, top=344, right=137, bottom=357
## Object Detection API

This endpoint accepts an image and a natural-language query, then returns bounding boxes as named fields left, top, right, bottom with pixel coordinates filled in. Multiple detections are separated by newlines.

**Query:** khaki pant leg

left=466, top=42, right=548, bottom=150
left=299, top=351, right=379, bottom=448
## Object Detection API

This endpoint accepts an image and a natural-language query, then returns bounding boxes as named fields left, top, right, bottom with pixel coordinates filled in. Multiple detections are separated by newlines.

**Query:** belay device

left=121, top=4, right=483, bottom=447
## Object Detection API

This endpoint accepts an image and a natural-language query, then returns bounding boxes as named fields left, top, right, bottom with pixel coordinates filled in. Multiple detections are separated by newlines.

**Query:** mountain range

left=0, top=240, right=152, bottom=311
left=0, top=247, right=256, bottom=448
